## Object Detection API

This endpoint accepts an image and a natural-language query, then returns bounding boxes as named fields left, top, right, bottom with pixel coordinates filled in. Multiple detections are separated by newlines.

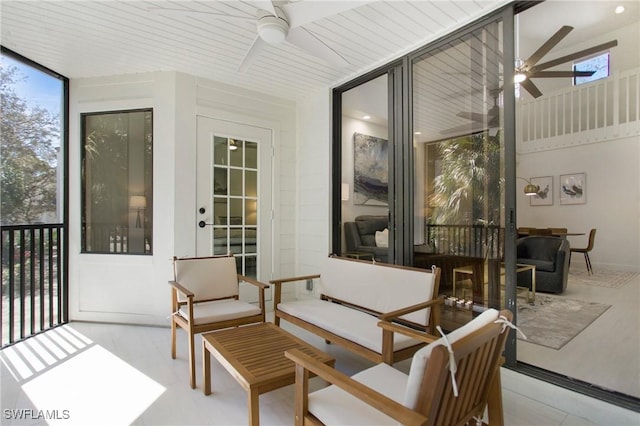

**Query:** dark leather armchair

left=516, top=236, right=570, bottom=294
left=344, top=215, right=389, bottom=262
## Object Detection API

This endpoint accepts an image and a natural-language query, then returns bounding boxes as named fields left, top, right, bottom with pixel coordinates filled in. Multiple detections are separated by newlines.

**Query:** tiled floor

left=2, top=317, right=638, bottom=425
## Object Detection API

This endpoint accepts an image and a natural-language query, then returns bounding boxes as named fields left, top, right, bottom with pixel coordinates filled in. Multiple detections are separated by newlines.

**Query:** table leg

left=248, top=389, right=259, bottom=426
left=530, top=267, right=536, bottom=303
left=203, top=340, right=211, bottom=395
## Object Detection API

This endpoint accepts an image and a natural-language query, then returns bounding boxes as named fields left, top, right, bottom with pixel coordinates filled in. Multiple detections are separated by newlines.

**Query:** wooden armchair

left=170, top=255, right=268, bottom=388
left=285, top=308, right=512, bottom=425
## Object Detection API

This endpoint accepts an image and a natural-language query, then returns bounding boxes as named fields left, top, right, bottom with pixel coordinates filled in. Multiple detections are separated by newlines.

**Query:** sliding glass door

left=410, top=16, right=508, bottom=330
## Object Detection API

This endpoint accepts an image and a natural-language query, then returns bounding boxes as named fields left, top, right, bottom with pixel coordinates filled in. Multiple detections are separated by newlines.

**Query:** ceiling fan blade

left=286, top=27, right=349, bottom=67
left=456, top=111, right=487, bottom=123
left=523, top=25, right=573, bottom=68
left=237, top=35, right=267, bottom=73
left=529, top=40, right=618, bottom=73
left=440, top=123, right=484, bottom=136
left=249, top=0, right=277, bottom=16
left=284, top=0, right=373, bottom=29
left=530, top=70, right=595, bottom=78
left=520, top=78, right=543, bottom=98
left=147, top=7, right=254, bottom=21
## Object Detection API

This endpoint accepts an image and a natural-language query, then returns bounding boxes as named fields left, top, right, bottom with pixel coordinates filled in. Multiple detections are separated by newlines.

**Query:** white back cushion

left=319, top=256, right=436, bottom=326
left=174, top=256, right=238, bottom=302
left=403, top=308, right=500, bottom=409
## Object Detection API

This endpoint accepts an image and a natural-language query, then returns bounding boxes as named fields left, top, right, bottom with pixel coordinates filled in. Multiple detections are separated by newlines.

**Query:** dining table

left=518, top=229, right=585, bottom=237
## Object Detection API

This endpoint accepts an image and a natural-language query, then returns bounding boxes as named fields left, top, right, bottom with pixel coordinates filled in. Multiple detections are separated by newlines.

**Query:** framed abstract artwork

left=560, top=173, right=586, bottom=205
left=530, top=176, right=553, bottom=206
left=353, top=132, right=388, bottom=206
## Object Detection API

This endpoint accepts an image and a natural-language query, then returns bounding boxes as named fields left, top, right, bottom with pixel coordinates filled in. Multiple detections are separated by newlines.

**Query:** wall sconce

left=129, top=195, right=147, bottom=228
left=341, top=183, right=350, bottom=201
left=517, top=177, right=539, bottom=196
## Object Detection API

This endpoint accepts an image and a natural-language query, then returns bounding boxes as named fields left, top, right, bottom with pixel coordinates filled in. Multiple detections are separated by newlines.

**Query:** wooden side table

left=202, top=322, right=335, bottom=425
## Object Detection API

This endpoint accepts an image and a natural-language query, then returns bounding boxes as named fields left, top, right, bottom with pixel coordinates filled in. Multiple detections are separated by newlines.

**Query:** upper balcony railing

left=1, top=223, right=67, bottom=347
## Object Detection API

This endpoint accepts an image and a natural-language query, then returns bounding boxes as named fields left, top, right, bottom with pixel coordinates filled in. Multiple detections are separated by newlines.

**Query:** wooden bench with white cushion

left=271, top=256, right=442, bottom=364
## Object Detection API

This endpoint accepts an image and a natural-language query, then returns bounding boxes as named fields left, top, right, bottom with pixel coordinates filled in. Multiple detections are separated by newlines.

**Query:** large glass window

left=412, top=18, right=506, bottom=329
left=1, top=53, right=63, bottom=225
left=339, top=75, right=391, bottom=263
left=1, top=48, right=69, bottom=345
left=81, top=109, right=153, bottom=254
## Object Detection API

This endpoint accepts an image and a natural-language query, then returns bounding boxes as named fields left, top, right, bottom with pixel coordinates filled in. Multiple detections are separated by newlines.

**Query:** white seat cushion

left=403, top=308, right=500, bottom=409
left=179, top=299, right=261, bottom=325
left=308, top=363, right=408, bottom=425
left=278, top=300, right=421, bottom=353
left=319, top=257, right=435, bottom=327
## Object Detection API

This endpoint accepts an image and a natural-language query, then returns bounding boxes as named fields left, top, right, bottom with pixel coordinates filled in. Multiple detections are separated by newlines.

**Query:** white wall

left=69, top=71, right=297, bottom=325
left=294, top=89, right=332, bottom=298
left=517, top=135, right=639, bottom=271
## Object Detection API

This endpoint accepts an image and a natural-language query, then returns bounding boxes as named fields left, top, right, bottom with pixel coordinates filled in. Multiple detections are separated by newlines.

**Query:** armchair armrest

left=377, top=299, right=443, bottom=363
left=238, top=274, right=270, bottom=290
left=238, top=275, right=269, bottom=318
left=284, top=349, right=428, bottom=426
left=168, top=280, right=194, bottom=298
left=377, top=321, right=439, bottom=344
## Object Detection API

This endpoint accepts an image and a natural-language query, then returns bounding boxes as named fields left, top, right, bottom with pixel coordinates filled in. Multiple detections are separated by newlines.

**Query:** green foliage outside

left=1, top=65, right=59, bottom=225
left=430, top=132, right=503, bottom=226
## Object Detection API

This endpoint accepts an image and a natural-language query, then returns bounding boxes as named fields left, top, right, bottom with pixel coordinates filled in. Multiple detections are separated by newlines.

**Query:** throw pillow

left=375, top=228, right=389, bottom=247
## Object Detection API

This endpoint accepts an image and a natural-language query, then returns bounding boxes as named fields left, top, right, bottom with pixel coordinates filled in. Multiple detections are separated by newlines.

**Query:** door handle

left=198, top=221, right=214, bottom=228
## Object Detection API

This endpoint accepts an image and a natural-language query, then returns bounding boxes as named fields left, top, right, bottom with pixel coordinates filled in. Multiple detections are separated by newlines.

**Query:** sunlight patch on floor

left=1, top=325, right=166, bottom=425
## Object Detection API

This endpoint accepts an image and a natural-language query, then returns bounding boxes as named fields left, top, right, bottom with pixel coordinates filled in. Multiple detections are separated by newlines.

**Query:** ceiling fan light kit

left=257, top=15, right=289, bottom=44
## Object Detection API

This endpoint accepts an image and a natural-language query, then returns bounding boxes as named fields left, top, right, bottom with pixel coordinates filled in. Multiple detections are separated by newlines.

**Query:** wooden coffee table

left=202, top=322, right=335, bottom=425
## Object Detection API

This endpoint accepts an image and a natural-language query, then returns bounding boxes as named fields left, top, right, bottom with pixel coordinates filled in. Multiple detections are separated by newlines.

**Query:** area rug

left=568, top=268, right=638, bottom=289
left=517, top=294, right=610, bottom=350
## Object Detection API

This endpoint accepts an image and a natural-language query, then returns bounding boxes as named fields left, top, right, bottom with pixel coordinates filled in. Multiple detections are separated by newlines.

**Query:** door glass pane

left=339, top=75, right=390, bottom=263
left=214, top=136, right=227, bottom=165
left=412, top=18, right=504, bottom=330
left=230, top=139, right=243, bottom=167
left=213, top=198, right=227, bottom=225
left=246, top=141, right=258, bottom=169
left=210, top=136, right=259, bottom=275
left=213, top=168, right=227, bottom=195
left=229, top=169, right=243, bottom=196
left=246, top=170, right=257, bottom=197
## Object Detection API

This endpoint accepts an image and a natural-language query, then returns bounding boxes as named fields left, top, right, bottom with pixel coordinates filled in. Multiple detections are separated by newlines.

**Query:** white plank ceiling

left=0, top=0, right=509, bottom=100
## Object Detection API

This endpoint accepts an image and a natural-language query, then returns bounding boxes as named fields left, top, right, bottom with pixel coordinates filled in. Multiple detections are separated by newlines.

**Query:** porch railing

left=1, top=223, right=67, bottom=348
left=425, top=224, right=504, bottom=259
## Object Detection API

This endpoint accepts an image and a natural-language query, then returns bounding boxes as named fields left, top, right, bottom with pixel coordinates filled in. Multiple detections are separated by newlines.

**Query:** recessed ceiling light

left=615, top=5, right=625, bottom=14
left=363, top=115, right=371, bottom=120
left=414, top=131, right=422, bottom=135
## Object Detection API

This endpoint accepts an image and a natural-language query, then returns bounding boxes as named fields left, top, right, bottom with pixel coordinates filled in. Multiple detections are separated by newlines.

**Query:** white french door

left=196, top=116, right=273, bottom=302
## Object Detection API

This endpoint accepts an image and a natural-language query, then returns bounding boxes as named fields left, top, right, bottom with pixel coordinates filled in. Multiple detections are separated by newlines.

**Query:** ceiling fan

left=150, top=0, right=370, bottom=72
left=515, top=25, right=617, bottom=98
left=440, top=89, right=502, bottom=136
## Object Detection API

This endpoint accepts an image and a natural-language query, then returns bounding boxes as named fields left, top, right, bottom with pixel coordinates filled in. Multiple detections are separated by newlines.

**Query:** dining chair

left=285, top=308, right=513, bottom=426
left=570, top=229, right=596, bottom=275
left=169, top=254, right=269, bottom=388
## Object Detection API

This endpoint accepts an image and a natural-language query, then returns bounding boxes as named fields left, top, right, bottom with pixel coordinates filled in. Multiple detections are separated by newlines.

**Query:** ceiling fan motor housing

left=257, top=15, right=289, bottom=44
